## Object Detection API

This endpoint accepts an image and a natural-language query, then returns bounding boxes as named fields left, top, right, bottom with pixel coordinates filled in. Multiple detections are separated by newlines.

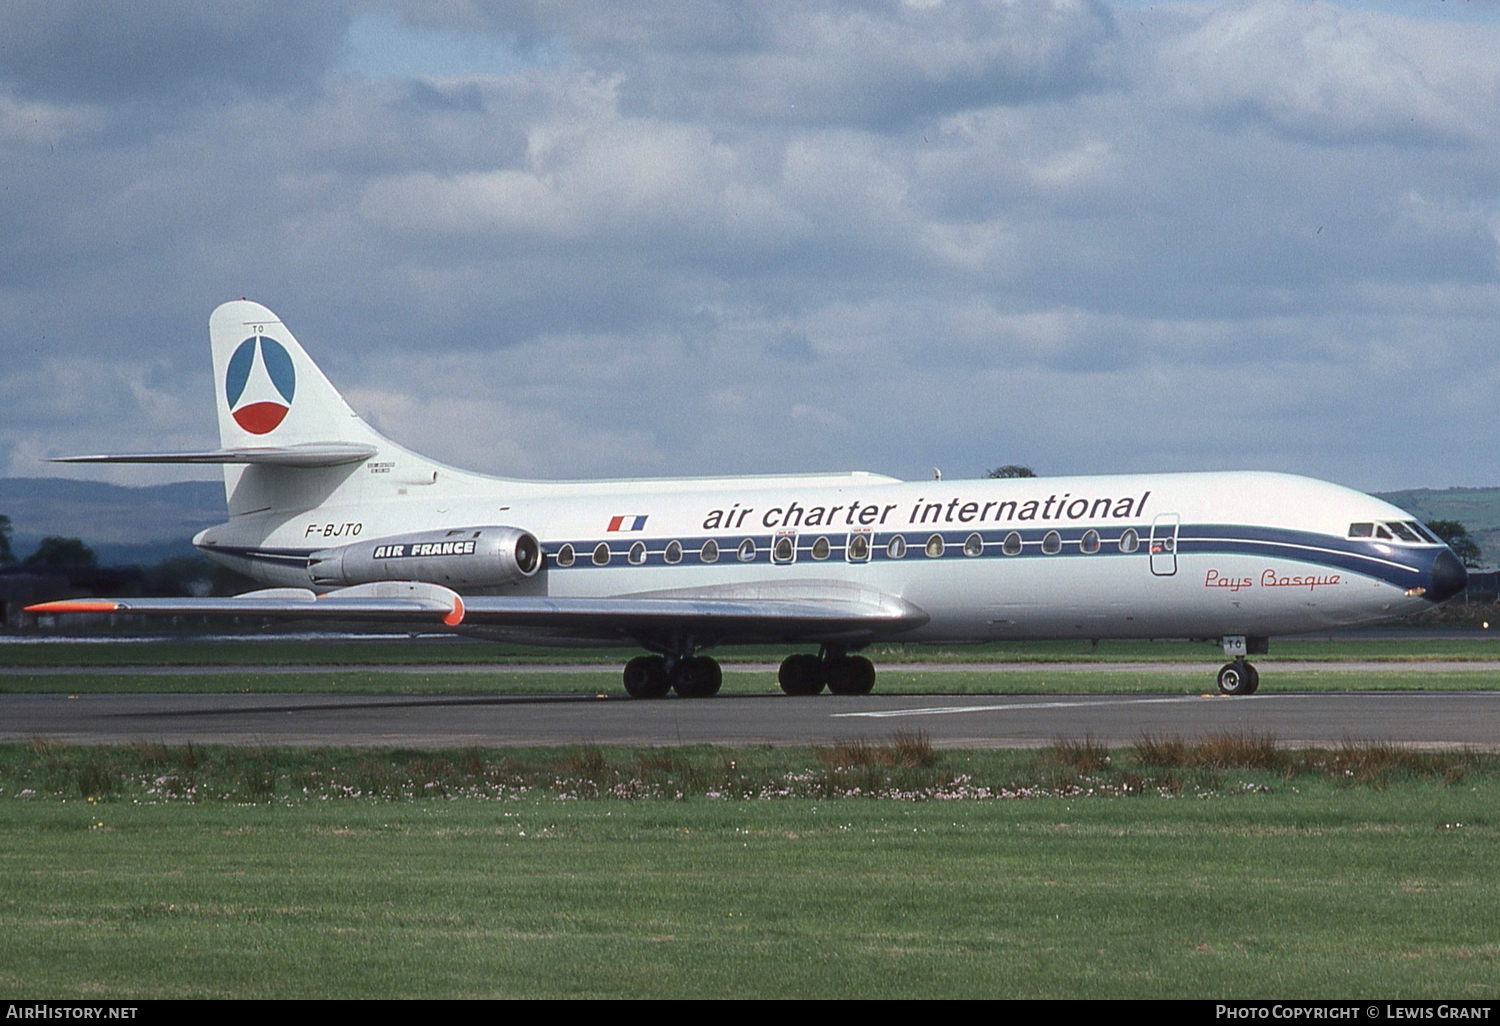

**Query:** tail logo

left=225, top=336, right=296, bottom=434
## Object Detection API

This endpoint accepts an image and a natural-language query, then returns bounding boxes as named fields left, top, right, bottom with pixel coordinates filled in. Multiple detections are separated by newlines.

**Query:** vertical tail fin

left=52, top=300, right=464, bottom=518
left=210, top=300, right=377, bottom=451
left=209, top=300, right=436, bottom=516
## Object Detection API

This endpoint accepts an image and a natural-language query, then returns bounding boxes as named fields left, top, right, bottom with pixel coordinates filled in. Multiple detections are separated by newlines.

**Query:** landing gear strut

left=777, top=647, right=876, bottom=696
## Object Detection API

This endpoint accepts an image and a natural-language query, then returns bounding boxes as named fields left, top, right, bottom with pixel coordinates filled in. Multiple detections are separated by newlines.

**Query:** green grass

left=1, top=738, right=1496, bottom=999
left=4, top=633, right=1500, bottom=670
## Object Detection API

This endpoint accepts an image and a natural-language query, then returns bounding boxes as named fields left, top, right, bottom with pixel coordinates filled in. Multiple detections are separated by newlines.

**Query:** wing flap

left=461, top=594, right=927, bottom=641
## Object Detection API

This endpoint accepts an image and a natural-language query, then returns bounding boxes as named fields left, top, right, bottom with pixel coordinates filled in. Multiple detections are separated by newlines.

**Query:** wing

left=28, top=581, right=930, bottom=647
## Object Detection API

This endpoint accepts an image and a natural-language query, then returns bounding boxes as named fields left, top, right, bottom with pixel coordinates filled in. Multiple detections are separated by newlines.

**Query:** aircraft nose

left=1426, top=549, right=1467, bottom=603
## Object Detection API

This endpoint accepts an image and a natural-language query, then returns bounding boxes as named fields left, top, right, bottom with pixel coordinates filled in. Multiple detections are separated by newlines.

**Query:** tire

left=671, top=655, right=723, bottom=698
left=623, top=655, right=670, bottom=698
left=1217, top=660, right=1258, bottom=696
left=778, top=653, right=825, bottom=696
left=825, top=655, right=876, bottom=696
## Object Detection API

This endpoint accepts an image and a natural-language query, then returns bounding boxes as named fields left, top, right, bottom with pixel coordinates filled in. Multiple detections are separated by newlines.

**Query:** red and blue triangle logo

left=225, top=336, right=295, bottom=434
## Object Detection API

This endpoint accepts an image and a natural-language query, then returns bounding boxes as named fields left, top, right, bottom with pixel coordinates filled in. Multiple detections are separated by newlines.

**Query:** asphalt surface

left=6, top=660, right=1500, bottom=676
left=3, top=690, right=1497, bottom=749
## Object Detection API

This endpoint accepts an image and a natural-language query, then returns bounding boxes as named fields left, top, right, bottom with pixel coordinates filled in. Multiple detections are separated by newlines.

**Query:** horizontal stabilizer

left=50, top=442, right=378, bottom=468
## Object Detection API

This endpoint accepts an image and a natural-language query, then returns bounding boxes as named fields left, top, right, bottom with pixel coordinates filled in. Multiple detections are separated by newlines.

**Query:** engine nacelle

left=308, top=525, right=541, bottom=588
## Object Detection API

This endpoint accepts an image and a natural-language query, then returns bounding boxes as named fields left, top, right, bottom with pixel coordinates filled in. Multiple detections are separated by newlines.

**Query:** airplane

left=28, top=299, right=1468, bottom=698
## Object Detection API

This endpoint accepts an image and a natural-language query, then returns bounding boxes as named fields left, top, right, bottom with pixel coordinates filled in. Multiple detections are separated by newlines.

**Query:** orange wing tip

left=443, top=595, right=466, bottom=627
left=24, top=600, right=123, bottom=614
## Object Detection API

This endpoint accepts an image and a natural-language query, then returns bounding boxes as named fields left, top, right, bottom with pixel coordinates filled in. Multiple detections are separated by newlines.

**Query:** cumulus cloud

left=1, top=0, right=1499, bottom=494
left=1159, top=0, right=1491, bottom=144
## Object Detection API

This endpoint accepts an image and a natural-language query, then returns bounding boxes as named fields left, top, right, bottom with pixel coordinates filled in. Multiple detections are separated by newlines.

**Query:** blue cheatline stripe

left=543, top=524, right=1434, bottom=589
left=201, top=545, right=315, bottom=568
left=203, top=525, right=1440, bottom=592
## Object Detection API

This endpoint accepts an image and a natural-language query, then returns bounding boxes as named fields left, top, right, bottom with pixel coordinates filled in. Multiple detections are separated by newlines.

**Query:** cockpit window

left=1386, top=522, right=1420, bottom=543
left=1409, top=521, right=1442, bottom=544
left=1352, top=520, right=1439, bottom=544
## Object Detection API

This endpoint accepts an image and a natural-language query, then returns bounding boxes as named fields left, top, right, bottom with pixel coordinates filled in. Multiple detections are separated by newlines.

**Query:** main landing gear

left=777, top=647, right=876, bottom=696
left=622, top=654, right=722, bottom=699
left=622, top=645, right=878, bottom=698
left=1216, top=635, right=1266, bottom=696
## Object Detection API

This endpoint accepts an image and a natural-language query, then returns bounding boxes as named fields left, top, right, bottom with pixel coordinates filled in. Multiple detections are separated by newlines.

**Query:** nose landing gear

left=1216, top=635, right=1265, bottom=695
left=1216, top=658, right=1260, bottom=696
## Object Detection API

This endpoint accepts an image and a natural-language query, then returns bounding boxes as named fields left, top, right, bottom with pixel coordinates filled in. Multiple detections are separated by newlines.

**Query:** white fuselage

left=195, top=466, right=1446, bottom=644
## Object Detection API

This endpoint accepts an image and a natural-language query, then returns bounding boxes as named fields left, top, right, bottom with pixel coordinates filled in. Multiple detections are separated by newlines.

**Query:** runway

left=5, top=659, right=1500, bottom=676
left=3, top=690, right=1496, bottom=749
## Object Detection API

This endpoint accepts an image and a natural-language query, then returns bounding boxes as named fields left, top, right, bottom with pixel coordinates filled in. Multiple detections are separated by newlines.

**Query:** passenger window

left=700, top=539, right=719, bottom=563
left=1042, top=530, right=1062, bottom=555
left=925, top=534, right=945, bottom=558
left=847, top=533, right=870, bottom=562
left=963, top=533, right=983, bottom=557
left=773, top=535, right=795, bottom=564
left=811, top=536, right=831, bottom=560
left=628, top=541, right=647, bottom=565
left=886, top=535, right=906, bottom=559
left=1002, top=531, right=1022, bottom=556
left=592, top=542, right=611, bottom=566
left=737, top=538, right=757, bottom=562
left=664, top=540, right=683, bottom=564
left=1118, top=529, right=1139, bottom=554
left=556, top=543, right=575, bottom=567
left=1080, top=529, right=1100, bottom=554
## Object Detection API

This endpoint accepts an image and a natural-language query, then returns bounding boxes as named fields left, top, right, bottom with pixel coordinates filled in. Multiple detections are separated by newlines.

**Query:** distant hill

left=1373, top=487, right=1500, bottom=565
left=0, top=477, right=223, bottom=565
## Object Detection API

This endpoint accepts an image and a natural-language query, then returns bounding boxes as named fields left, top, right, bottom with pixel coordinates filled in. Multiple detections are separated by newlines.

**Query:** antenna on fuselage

left=930, top=467, right=942, bottom=481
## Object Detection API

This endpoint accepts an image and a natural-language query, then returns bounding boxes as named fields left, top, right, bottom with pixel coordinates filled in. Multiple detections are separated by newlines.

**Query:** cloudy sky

left=2, top=0, right=1498, bottom=493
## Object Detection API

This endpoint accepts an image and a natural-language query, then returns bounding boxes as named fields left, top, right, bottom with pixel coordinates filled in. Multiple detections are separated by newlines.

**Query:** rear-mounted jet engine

left=308, top=526, right=540, bottom=588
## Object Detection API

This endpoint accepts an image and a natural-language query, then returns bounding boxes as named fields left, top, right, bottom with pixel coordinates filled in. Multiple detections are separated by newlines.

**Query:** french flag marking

left=607, top=515, right=649, bottom=532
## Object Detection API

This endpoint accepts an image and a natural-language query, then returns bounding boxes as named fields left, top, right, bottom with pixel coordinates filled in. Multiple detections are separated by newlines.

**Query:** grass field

left=1, top=738, right=1495, bottom=999
left=3, top=633, right=1500, bottom=668
left=2, top=638, right=1496, bottom=998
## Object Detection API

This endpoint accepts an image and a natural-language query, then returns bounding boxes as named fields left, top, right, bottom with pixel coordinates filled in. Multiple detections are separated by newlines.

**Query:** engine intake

left=308, top=525, right=540, bottom=588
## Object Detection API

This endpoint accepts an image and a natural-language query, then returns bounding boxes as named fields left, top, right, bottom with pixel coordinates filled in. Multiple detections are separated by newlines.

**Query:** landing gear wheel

left=1217, top=660, right=1260, bottom=696
left=825, top=655, right=876, bottom=696
left=623, top=655, right=670, bottom=698
left=671, top=655, right=723, bottom=698
left=778, top=653, right=825, bottom=696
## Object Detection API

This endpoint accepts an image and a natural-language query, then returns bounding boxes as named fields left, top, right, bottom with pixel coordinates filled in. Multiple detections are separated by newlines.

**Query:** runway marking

left=832, top=694, right=1304, bottom=719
